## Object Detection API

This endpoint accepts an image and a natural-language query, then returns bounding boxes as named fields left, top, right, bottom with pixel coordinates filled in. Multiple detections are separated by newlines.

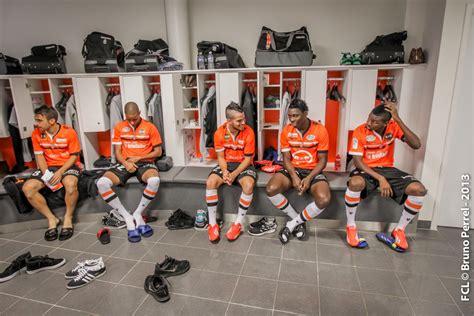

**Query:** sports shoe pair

left=166, top=209, right=195, bottom=230
left=278, top=222, right=307, bottom=244
left=208, top=221, right=244, bottom=243
left=144, top=256, right=190, bottom=303
left=65, top=257, right=106, bottom=289
left=340, top=52, right=362, bottom=65
left=346, top=225, right=409, bottom=250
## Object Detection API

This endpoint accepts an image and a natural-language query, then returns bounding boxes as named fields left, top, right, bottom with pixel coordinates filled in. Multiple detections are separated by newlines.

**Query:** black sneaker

left=26, top=255, right=66, bottom=274
left=144, top=275, right=170, bottom=303
left=0, top=252, right=31, bottom=283
left=65, top=257, right=104, bottom=279
left=102, top=211, right=126, bottom=229
left=248, top=217, right=277, bottom=236
left=155, top=256, right=190, bottom=278
left=292, top=223, right=307, bottom=240
left=165, top=209, right=195, bottom=230
left=279, top=226, right=291, bottom=244
left=66, top=262, right=106, bottom=290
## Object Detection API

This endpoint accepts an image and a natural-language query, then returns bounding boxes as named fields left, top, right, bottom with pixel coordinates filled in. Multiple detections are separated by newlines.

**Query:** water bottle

left=197, top=52, right=205, bottom=70
left=335, top=154, right=341, bottom=171
left=207, top=51, right=214, bottom=69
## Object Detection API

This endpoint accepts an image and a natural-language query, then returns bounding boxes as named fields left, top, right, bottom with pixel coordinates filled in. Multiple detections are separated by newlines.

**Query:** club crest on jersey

left=366, top=135, right=376, bottom=142
left=288, top=132, right=298, bottom=138
left=122, top=127, right=131, bottom=132
left=306, top=134, right=316, bottom=141
left=238, top=140, right=244, bottom=145
left=384, top=133, right=393, bottom=140
left=139, top=129, right=145, bottom=135
left=224, top=134, right=230, bottom=140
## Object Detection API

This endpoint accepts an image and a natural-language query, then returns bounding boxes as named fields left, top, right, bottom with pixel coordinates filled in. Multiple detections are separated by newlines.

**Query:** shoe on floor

left=279, top=226, right=291, bottom=244
left=346, top=225, right=368, bottom=248
left=66, top=258, right=106, bottom=290
left=65, top=257, right=104, bottom=279
left=165, top=209, right=195, bottom=230
left=248, top=217, right=277, bottom=236
left=26, top=255, right=66, bottom=274
left=292, top=222, right=306, bottom=240
left=392, top=228, right=408, bottom=250
left=102, top=211, right=126, bottom=229
left=226, top=223, right=242, bottom=241
left=0, top=252, right=31, bottom=283
left=194, top=209, right=209, bottom=231
left=208, top=223, right=220, bottom=243
left=144, top=275, right=170, bottom=303
left=155, top=255, right=190, bottom=278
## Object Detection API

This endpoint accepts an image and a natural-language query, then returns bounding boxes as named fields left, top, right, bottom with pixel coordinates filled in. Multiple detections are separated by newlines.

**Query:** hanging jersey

left=32, top=124, right=81, bottom=167
left=349, top=120, right=405, bottom=168
left=214, top=122, right=255, bottom=163
left=280, top=120, right=329, bottom=170
left=112, top=119, right=162, bottom=161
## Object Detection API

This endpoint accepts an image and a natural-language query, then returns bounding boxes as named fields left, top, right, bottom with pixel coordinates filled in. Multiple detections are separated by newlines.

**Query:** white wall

left=0, top=0, right=167, bottom=73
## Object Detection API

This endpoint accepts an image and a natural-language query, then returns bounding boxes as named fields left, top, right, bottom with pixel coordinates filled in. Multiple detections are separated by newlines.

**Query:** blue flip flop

left=137, top=224, right=154, bottom=238
left=128, top=229, right=142, bottom=243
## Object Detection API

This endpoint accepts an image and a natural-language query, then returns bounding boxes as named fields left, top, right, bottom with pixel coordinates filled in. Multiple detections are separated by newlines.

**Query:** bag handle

left=268, top=31, right=296, bottom=52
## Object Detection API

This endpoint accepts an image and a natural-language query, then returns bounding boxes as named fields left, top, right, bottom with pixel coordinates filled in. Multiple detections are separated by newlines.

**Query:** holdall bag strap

left=269, top=31, right=296, bottom=52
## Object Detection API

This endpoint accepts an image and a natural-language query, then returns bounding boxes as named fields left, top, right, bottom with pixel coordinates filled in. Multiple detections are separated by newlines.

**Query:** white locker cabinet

left=0, top=80, right=11, bottom=137
left=303, top=70, right=328, bottom=123
left=120, top=76, right=149, bottom=117
left=348, top=69, right=378, bottom=130
left=217, top=72, right=240, bottom=124
left=9, top=77, right=36, bottom=138
left=74, top=77, right=110, bottom=132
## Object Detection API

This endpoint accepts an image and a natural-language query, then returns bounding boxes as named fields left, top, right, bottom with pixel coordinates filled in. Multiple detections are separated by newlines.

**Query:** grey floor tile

left=53, top=252, right=94, bottom=274
left=70, top=221, right=94, bottom=233
left=2, top=299, right=52, bottom=315
left=273, top=312, right=297, bottom=316
left=159, top=229, right=196, bottom=245
left=317, top=228, right=347, bottom=246
left=0, top=231, right=26, bottom=241
left=14, top=229, right=45, bottom=243
left=397, top=272, right=454, bottom=304
left=22, top=244, right=57, bottom=257
left=142, top=243, right=199, bottom=263
left=91, top=284, right=147, bottom=315
left=231, top=276, right=277, bottom=309
left=110, top=240, right=155, bottom=260
left=0, top=293, right=18, bottom=313
left=282, top=241, right=317, bottom=262
left=100, top=257, right=137, bottom=283
left=0, top=270, right=53, bottom=296
left=391, top=253, right=459, bottom=278
left=409, top=237, right=456, bottom=256
left=83, top=236, right=126, bottom=257
left=180, top=296, right=228, bottom=315
left=56, top=280, right=114, bottom=313
left=364, top=292, right=414, bottom=316
left=411, top=299, right=462, bottom=316
left=44, top=306, right=93, bottom=316
left=59, top=233, right=98, bottom=252
left=120, top=261, right=155, bottom=287
left=186, top=231, right=215, bottom=249
left=134, top=294, right=185, bottom=315
left=241, top=254, right=280, bottom=280
left=36, top=234, right=68, bottom=247
left=274, top=281, right=319, bottom=315
left=317, top=243, right=355, bottom=266
left=24, top=272, right=70, bottom=304
left=279, top=259, right=318, bottom=285
left=248, top=238, right=282, bottom=258
left=169, top=269, right=202, bottom=295
left=318, top=263, right=360, bottom=291
left=190, top=270, right=238, bottom=301
left=0, top=240, right=30, bottom=261
left=141, top=226, right=168, bottom=242
left=226, top=304, right=272, bottom=316
left=439, top=277, right=474, bottom=316
left=320, top=287, right=365, bottom=316
left=215, top=235, right=253, bottom=254
left=415, top=229, right=444, bottom=240
left=357, top=267, right=406, bottom=297
left=352, top=248, right=395, bottom=270
left=205, top=250, right=246, bottom=275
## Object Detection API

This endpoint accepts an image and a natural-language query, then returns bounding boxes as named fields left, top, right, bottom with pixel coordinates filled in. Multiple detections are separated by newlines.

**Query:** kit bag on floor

left=21, top=44, right=67, bottom=74
left=360, top=31, right=407, bottom=64
left=254, top=26, right=315, bottom=67
left=0, top=53, right=22, bottom=74
left=197, top=41, right=245, bottom=69
left=82, top=31, right=124, bottom=73
left=125, top=38, right=169, bottom=72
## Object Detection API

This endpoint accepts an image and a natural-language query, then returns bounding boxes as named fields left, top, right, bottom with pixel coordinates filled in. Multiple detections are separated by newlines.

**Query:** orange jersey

left=112, top=119, right=162, bottom=161
left=349, top=120, right=405, bottom=168
left=32, top=124, right=81, bottom=167
left=214, top=122, right=255, bottom=163
left=281, top=120, right=329, bottom=170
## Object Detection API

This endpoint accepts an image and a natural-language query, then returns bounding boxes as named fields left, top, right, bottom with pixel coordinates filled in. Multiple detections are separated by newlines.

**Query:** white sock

left=133, top=177, right=160, bottom=227
left=268, top=193, right=298, bottom=219
left=397, top=195, right=424, bottom=230
left=235, top=192, right=253, bottom=225
left=286, top=202, right=325, bottom=232
left=345, top=189, right=361, bottom=227
left=206, top=189, right=218, bottom=226
left=97, top=177, right=135, bottom=230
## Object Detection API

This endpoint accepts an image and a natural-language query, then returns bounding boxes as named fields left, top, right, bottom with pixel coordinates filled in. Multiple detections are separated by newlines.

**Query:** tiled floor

left=0, top=218, right=472, bottom=316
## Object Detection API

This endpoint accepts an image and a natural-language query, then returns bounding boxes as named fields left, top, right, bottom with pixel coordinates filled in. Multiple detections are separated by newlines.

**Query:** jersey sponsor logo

left=139, top=129, right=145, bottom=135
left=366, top=135, right=376, bottom=142
left=122, top=127, right=131, bottom=132
left=352, top=138, right=358, bottom=149
left=384, top=133, right=393, bottom=140
left=288, top=132, right=298, bottom=138
left=306, top=134, right=316, bottom=141
left=125, top=143, right=146, bottom=149
left=366, top=151, right=388, bottom=160
left=291, top=149, right=314, bottom=163
left=224, top=134, right=231, bottom=140
left=56, top=138, right=67, bottom=143
left=237, top=140, right=244, bottom=145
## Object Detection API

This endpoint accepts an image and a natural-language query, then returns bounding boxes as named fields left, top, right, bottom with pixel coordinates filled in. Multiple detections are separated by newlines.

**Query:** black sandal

left=59, top=227, right=74, bottom=241
left=44, top=228, right=58, bottom=241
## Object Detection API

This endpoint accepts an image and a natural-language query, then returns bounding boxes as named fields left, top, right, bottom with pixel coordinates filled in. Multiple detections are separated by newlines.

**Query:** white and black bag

left=82, top=32, right=124, bottom=73
left=21, top=44, right=67, bottom=74
left=125, top=39, right=168, bottom=72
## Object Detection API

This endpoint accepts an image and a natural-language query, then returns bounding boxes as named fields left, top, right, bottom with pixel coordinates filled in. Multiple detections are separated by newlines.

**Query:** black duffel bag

left=22, top=44, right=67, bottom=74
left=125, top=38, right=169, bottom=72
left=255, top=26, right=315, bottom=67
left=31, top=44, right=66, bottom=57
left=82, top=31, right=124, bottom=72
left=197, top=41, right=245, bottom=69
left=0, top=53, right=22, bottom=74
left=361, top=31, right=407, bottom=64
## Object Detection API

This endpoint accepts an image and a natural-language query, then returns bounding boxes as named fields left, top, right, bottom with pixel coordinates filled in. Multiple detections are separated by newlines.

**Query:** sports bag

left=0, top=53, right=22, bottom=74
left=361, top=31, right=407, bottom=64
left=197, top=41, right=245, bottom=69
left=21, top=44, right=67, bottom=74
left=125, top=38, right=169, bottom=72
left=255, top=26, right=315, bottom=67
left=82, top=32, right=124, bottom=73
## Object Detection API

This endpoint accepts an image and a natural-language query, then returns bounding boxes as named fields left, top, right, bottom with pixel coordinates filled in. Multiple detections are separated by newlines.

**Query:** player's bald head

left=124, top=102, right=140, bottom=115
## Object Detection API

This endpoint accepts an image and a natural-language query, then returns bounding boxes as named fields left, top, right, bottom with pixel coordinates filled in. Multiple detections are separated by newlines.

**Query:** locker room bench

left=0, top=166, right=408, bottom=231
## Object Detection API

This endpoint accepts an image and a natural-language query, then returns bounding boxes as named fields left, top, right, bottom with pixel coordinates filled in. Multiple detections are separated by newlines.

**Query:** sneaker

left=66, top=259, right=106, bottom=289
left=166, top=209, right=195, bottom=230
left=346, top=225, right=368, bottom=248
left=340, top=52, right=353, bottom=65
left=279, top=226, right=291, bottom=244
left=208, top=223, right=220, bottom=243
left=248, top=217, right=277, bottom=236
left=64, top=258, right=104, bottom=279
left=292, top=223, right=306, bottom=240
left=0, top=252, right=31, bottom=283
left=154, top=255, right=190, bottom=278
left=26, top=255, right=66, bottom=274
left=102, top=211, right=126, bottom=229
left=144, top=275, right=170, bottom=303
left=351, top=53, right=362, bottom=65
left=194, top=209, right=208, bottom=231
left=392, top=228, right=408, bottom=250
left=226, top=223, right=242, bottom=241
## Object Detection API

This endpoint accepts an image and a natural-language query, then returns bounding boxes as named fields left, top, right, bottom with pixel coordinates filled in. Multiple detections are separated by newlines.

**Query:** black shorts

left=349, top=167, right=420, bottom=204
left=29, top=166, right=81, bottom=182
left=108, top=162, right=158, bottom=185
left=209, top=162, right=257, bottom=183
left=278, top=168, right=328, bottom=189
